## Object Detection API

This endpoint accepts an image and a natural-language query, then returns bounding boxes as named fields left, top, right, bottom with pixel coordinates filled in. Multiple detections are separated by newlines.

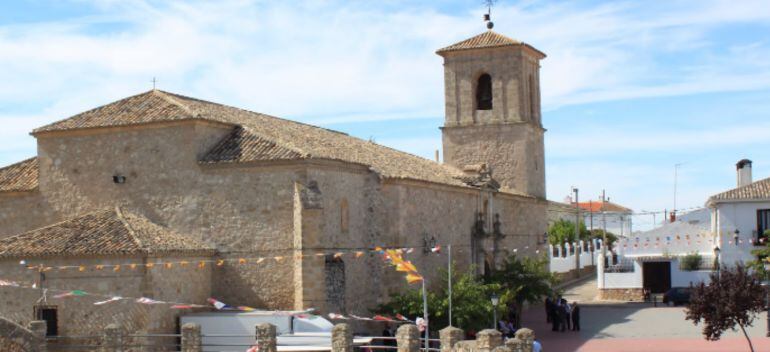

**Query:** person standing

left=545, top=297, right=553, bottom=323
left=562, top=299, right=572, bottom=330
left=551, top=299, right=561, bottom=331
left=571, top=301, right=581, bottom=331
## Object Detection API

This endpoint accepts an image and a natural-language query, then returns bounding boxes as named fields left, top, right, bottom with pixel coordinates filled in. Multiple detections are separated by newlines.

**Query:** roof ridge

left=241, top=125, right=309, bottom=158
left=114, top=206, right=144, bottom=251
left=153, top=90, right=195, bottom=117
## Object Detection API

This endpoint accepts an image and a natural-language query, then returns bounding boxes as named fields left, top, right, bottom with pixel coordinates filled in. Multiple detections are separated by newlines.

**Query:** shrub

left=680, top=252, right=703, bottom=271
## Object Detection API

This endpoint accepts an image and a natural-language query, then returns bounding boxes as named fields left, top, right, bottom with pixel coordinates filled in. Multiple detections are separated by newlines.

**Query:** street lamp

left=491, top=293, right=500, bottom=330
left=713, top=246, right=720, bottom=276
left=734, top=229, right=740, bottom=246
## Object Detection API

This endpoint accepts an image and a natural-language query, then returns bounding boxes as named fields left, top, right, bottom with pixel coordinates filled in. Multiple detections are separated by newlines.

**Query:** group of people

left=545, top=296, right=580, bottom=332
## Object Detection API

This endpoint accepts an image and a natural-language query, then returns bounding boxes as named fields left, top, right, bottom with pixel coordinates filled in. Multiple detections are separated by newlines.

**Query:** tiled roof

left=0, top=208, right=214, bottom=258
left=709, top=177, right=770, bottom=203
left=436, top=30, right=532, bottom=54
left=32, top=90, right=532, bottom=196
left=575, top=201, right=632, bottom=213
left=0, top=157, right=38, bottom=193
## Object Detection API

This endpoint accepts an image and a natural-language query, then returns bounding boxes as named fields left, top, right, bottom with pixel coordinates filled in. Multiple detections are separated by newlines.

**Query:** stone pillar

left=181, top=323, right=202, bottom=352
left=396, top=324, right=420, bottom=352
left=597, top=253, right=605, bottom=289
left=439, top=326, right=463, bottom=352
left=505, top=328, right=534, bottom=352
left=28, top=320, right=47, bottom=352
left=102, top=324, right=123, bottom=352
left=475, top=329, right=502, bottom=352
left=255, top=323, right=277, bottom=352
left=331, top=324, right=353, bottom=352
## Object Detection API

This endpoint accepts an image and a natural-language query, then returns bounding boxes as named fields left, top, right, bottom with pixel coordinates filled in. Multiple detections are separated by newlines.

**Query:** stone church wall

left=0, top=255, right=211, bottom=336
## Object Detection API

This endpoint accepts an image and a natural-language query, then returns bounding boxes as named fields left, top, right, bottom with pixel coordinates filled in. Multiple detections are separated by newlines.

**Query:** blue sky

left=1, top=0, right=769, bottom=230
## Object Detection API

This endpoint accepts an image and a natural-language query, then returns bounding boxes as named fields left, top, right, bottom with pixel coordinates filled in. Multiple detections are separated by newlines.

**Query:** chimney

left=736, top=159, right=753, bottom=187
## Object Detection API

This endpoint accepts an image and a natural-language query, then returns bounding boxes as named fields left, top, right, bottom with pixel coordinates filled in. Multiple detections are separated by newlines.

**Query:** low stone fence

left=1, top=318, right=538, bottom=352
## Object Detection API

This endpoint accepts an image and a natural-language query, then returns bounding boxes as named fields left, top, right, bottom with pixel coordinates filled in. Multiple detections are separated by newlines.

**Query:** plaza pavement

left=520, top=276, right=770, bottom=351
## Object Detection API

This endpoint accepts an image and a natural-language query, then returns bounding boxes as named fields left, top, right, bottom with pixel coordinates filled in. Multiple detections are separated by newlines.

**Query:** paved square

left=522, top=303, right=770, bottom=351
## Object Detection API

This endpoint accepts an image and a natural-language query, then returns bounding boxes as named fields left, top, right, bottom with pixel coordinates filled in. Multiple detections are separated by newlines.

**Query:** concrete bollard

left=475, top=329, right=502, bottom=352
left=396, top=324, right=420, bottom=352
left=255, top=323, right=277, bottom=352
left=102, top=324, right=123, bottom=352
left=28, top=320, right=48, bottom=352
left=331, top=323, right=354, bottom=352
left=181, top=323, right=202, bottom=352
left=439, top=326, right=463, bottom=352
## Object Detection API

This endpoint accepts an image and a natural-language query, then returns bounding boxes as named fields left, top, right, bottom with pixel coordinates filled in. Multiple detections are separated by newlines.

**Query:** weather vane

left=483, top=0, right=496, bottom=29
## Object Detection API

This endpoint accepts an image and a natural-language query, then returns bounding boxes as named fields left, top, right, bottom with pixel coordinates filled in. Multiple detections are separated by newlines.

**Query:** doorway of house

left=642, top=261, right=672, bottom=294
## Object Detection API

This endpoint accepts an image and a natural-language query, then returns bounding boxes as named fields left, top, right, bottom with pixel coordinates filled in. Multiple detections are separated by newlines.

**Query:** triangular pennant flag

left=94, top=297, right=123, bottom=305
left=207, top=298, right=233, bottom=310
left=136, top=297, right=164, bottom=305
left=328, top=313, right=348, bottom=320
left=405, top=273, right=423, bottom=284
left=54, top=290, right=87, bottom=299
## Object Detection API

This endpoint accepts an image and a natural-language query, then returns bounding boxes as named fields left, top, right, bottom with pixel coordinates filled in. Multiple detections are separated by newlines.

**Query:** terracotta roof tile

left=0, top=208, right=214, bottom=258
left=437, top=30, right=522, bottom=54
left=0, top=157, right=38, bottom=193
left=709, top=177, right=770, bottom=203
left=575, top=201, right=632, bottom=213
left=31, top=90, right=535, bottom=196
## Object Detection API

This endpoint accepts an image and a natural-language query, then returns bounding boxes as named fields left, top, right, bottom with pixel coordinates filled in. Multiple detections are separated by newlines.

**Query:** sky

left=1, top=0, right=769, bottom=230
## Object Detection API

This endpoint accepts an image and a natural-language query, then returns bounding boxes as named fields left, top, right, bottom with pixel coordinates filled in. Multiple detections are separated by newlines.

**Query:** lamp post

left=491, top=293, right=500, bottom=330
left=734, top=229, right=740, bottom=246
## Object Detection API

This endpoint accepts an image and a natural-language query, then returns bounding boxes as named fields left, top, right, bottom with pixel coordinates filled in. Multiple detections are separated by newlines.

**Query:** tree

left=685, top=264, right=766, bottom=352
left=680, top=252, right=703, bottom=272
left=376, top=267, right=497, bottom=333
left=548, top=219, right=589, bottom=245
left=487, top=255, right=558, bottom=328
left=588, top=229, right=617, bottom=248
left=748, top=230, right=770, bottom=278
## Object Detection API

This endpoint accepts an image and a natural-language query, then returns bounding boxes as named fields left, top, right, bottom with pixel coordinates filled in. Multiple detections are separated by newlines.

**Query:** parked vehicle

left=662, top=287, right=692, bottom=306
left=182, top=311, right=371, bottom=352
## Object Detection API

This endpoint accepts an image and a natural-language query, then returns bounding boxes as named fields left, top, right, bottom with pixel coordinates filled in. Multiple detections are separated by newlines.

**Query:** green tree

left=680, top=252, right=703, bottom=271
left=487, top=255, right=558, bottom=328
left=376, top=267, right=497, bottom=333
left=376, top=256, right=558, bottom=333
left=548, top=219, right=590, bottom=245
left=748, top=229, right=770, bottom=278
left=588, top=229, right=618, bottom=247
left=685, top=264, right=766, bottom=352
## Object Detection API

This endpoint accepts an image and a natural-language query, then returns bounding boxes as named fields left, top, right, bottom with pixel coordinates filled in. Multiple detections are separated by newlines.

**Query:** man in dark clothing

left=571, top=302, right=581, bottom=331
left=545, top=297, right=553, bottom=323
left=551, top=298, right=560, bottom=331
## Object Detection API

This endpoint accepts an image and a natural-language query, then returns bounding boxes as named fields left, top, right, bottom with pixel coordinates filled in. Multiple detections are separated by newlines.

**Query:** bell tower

left=437, top=24, right=546, bottom=198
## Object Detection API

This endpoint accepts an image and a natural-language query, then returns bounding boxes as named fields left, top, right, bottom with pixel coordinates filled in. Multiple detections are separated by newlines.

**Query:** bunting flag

left=136, top=297, right=165, bottom=304
left=430, top=245, right=441, bottom=253
left=207, top=298, right=232, bottom=310
left=94, top=296, right=123, bottom=305
left=328, top=313, right=347, bottom=320
left=0, top=279, right=19, bottom=287
left=54, top=290, right=87, bottom=298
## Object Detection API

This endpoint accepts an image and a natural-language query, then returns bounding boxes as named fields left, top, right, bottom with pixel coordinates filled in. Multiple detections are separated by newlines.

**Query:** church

left=0, top=27, right=548, bottom=335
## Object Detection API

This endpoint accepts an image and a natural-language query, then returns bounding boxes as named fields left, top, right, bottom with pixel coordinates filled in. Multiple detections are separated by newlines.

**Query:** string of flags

left=0, top=276, right=416, bottom=322
left=15, top=242, right=475, bottom=274
left=616, top=233, right=717, bottom=251
left=379, top=247, right=423, bottom=284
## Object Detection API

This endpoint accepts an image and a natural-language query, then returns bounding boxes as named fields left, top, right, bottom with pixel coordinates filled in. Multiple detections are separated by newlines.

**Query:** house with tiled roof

left=0, top=26, right=549, bottom=336
left=706, top=159, right=770, bottom=266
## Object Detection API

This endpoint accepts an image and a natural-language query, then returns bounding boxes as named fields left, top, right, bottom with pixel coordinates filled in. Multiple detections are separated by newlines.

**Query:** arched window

left=476, top=74, right=493, bottom=110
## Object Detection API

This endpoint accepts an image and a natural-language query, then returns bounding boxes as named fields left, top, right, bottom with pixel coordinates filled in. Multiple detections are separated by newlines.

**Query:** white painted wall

left=549, top=239, right=601, bottom=273
left=602, top=261, right=643, bottom=288
left=714, top=201, right=770, bottom=266
left=584, top=212, right=632, bottom=238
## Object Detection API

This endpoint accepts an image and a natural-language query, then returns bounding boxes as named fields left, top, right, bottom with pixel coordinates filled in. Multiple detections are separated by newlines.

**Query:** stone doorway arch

left=0, top=318, right=45, bottom=352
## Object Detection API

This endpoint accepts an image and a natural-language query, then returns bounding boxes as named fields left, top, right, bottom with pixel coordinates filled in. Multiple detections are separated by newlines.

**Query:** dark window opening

left=756, top=209, right=770, bottom=245
left=34, top=305, right=58, bottom=337
left=528, top=74, right=536, bottom=120
left=476, top=74, right=493, bottom=110
left=324, top=256, right=346, bottom=314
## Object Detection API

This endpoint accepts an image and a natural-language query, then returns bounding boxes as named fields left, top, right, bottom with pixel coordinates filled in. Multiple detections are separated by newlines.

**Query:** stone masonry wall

left=0, top=255, right=211, bottom=336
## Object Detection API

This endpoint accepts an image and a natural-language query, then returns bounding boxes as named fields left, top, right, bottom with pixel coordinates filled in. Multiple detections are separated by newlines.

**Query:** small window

left=34, top=305, right=58, bottom=336
left=757, top=209, right=770, bottom=239
left=476, top=74, right=493, bottom=110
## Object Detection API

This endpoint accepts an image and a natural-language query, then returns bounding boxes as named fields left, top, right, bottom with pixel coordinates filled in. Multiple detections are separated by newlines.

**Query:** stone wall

left=0, top=255, right=211, bottom=336
left=599, top=288, right=645, bottom=301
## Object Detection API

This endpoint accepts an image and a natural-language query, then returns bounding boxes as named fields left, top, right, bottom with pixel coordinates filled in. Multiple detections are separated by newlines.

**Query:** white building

left=707, top=159, right=770, bottom=266
left=576, top=200, right=633, bottom=237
